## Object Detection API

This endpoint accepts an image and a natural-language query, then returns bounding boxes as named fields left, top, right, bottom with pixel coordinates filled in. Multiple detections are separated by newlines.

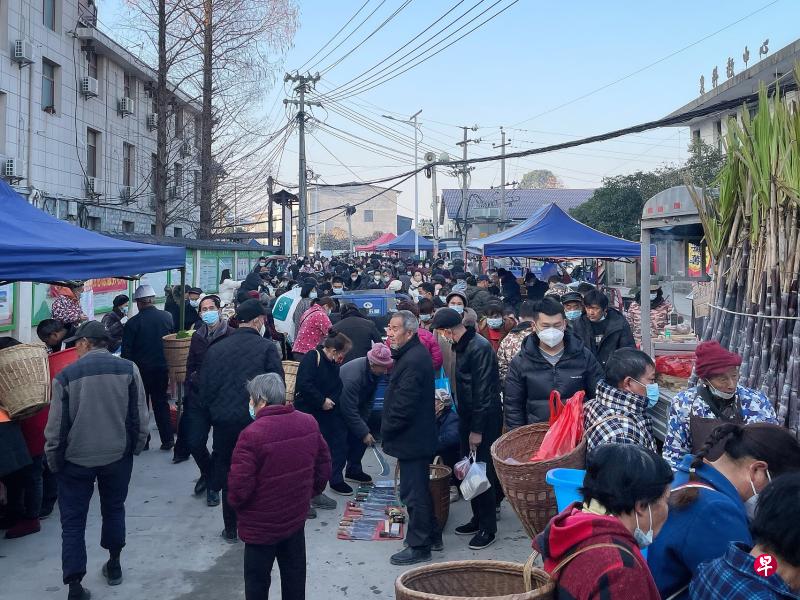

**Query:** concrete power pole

left=456, top=125, right=480, bottom=260
left=284, top=72, right=321, bottom=257
left=383, top=110, right=422, bottom=255
left=493, top=127, right=511, bottom=230
left=345, top=205, right=356, bottom=254
left=431, top=164, right=438, bottom=258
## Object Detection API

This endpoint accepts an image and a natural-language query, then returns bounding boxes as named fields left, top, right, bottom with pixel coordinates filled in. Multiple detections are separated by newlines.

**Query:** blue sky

left=101, top=0, right=798, bottom=223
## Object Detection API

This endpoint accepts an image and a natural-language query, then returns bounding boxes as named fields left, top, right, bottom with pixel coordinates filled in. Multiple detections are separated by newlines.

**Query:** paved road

left=0, top=423, right=534, bottom=599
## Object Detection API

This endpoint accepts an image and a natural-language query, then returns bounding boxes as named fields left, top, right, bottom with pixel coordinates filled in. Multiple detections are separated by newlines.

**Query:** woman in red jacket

left=292, top=298, right=335, bottom=360
left=228, top=373, right=331, bottom=600
left=534, top=443, right=673, bottom=600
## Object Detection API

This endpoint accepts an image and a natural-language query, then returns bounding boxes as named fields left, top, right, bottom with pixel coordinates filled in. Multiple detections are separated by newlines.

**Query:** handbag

left=434, top=367, right=451, bottom=395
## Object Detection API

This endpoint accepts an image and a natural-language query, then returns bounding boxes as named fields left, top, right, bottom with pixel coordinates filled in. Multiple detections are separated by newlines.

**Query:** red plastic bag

left=547, top=391, right=563, bottom=426
left=655, top=354, right=696, bottom=378
left=531, top=391, right=586, bottom=462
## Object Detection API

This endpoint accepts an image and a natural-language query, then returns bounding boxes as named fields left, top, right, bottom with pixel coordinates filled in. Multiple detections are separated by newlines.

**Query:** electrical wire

left=295, top=0, right=373, bottom=72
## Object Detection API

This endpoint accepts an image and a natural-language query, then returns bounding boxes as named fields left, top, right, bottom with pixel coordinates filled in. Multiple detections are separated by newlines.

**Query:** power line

left=295, top=0, right=373, bottom=72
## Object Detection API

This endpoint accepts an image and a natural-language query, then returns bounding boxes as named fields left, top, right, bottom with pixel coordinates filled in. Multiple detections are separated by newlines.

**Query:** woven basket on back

left=0, top=344, right=51, bottom=419
left=395, top=558, right=553, bottom=600
left=163, top=333, right=192, bottom=384
left=429, top=458, right=452, bottom=531
left=491, top=423, right=586, bottom=539
left=282, top=360, right=300, bottom=404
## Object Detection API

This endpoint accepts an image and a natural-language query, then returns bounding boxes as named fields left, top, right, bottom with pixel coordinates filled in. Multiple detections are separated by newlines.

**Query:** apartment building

left=1, top=0, right=201, bottom=237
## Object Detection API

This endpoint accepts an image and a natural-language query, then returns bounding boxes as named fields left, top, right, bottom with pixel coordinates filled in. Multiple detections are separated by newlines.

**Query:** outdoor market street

left=0, top=421, right=533, bottom=600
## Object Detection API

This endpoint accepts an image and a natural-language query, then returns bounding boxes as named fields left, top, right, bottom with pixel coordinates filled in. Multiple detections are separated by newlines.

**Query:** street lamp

left=383, top=110, right=422, bottom=256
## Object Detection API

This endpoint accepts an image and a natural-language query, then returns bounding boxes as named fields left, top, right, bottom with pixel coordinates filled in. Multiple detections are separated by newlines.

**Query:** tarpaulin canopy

left=354, top=232, right=397, bottom=252
left=0, top=179, right=186, bottom=282
left=376, top=229, right=434, bottom=251
left=467, top=203, right=642, bottom=258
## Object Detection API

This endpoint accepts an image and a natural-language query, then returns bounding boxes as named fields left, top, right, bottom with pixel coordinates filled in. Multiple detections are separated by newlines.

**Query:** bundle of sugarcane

left=690, top=68, right=800, bottom=436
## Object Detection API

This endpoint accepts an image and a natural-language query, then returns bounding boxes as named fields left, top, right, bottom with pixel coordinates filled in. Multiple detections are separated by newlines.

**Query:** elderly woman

left=662, top=341, right=778, bottom=470
left=51, top=281, right=87, bottom=331
left=228, top=373, right=331, bottom=600
left=534, top=444, right=673, bottom=600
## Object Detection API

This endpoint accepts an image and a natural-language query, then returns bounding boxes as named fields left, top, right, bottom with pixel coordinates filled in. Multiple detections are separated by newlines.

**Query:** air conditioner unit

left=67, top=200, right=79, bottom=217
left=146, top=113, right=157, bottom=130
left=12, top=40, right=34, bottom=65
left=3, top=158, right=23, bottom=180
left=119, top=186, right=132, bottom=202
left=85, top=176, right=97, bottom=196
left=80, top=76, right=99, bottom=98
left=118, top=97, right=134, bottom=115
left=471, top=207, right=501, bottom=219
left=180, top=142, right=192, bottom=158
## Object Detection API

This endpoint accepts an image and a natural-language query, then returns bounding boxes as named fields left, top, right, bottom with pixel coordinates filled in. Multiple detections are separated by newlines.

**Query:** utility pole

left=493, top=127, right=511, bottom=230
left=430, top=164, right=438, bottom=258
left=383, top=110, right=422, bottom=255
left=266, top=176, right=274, bottom=250
left=284, top=72, right=321, bottom=257
left=345, top=205, right=356, bottom=254
left=455, top=125, right=480, bottom=260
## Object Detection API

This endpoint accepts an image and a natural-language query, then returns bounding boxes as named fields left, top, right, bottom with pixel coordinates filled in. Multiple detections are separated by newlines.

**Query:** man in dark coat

left=432, top=308, right=503, bottom=550
left=332, top=303, right=384, bottom=363
left=497, top=268, right=522, bottom=312
left=122, top=284, right=175, bottom=450
left=199, top=299, right=284, bottom=542
left=382, top=310, right=438, bottom=565
left=571, top=289, right=636, bottom=368
left=504, top=298, right=604, bottom=428
left=100, top=294, right=129, bottom=353
left=464, top=275, right=494, bottom=318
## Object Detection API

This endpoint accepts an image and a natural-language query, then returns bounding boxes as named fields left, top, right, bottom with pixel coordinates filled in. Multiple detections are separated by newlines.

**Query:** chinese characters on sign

left=754, top=553, right=776, bottom=578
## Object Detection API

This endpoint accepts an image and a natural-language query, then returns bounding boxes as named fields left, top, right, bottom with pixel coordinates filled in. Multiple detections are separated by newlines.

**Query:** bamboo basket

left=395, top=558, right=553, bottom=600
left=163, top=333, right=193, bottom=384
left=0, top=344, right=51, bottom=419
left=429, top=458, right=452, bottom=531
left=282, top=360, right=300, bottom=404
left=491, top=423, right=586, bottom=539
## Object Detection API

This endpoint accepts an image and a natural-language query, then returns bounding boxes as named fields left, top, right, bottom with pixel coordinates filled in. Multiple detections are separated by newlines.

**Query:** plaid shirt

left=690, top=542, right=799, bottom=599
left=584, top=380, right=656, bottom=452
left=662, top=385, right=777, bottom=470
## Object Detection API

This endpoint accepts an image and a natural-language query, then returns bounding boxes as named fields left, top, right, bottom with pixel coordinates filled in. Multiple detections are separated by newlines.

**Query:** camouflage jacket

left=497, top=322, right=532, bottom=385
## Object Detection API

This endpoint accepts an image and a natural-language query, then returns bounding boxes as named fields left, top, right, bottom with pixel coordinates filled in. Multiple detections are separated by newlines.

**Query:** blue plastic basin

left=546, top=468, right=586, bottom=512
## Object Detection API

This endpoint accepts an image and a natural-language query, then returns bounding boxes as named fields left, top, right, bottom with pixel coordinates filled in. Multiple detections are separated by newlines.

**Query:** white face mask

left=745, top=469, right=772, bottom=521
left=633, top=505, right=654, bottom=549
left=259, top=322, right=266, bottom=337
left=537, top=326, right=564, bottom=348
left=706, top=381, right=736, bottom=400
left=486, top=317, right=503, bottom=329
left=649, top=293, right=658, bottom=302
left=449, top=304, right=464, bottom=315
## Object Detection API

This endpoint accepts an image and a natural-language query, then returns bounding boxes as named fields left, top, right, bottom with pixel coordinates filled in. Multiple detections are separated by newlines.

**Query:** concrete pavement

left=0, top=424, right=534, bottom=599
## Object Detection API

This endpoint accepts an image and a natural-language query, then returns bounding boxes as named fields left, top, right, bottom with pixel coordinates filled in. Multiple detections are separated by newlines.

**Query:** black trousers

left=459, top=411, right=501, bottom=535
left=175, top=391, right=212, bottom=476
left=211, top=423, right=246, bottom=531
left=244, top=527, right=306, bottom=600
left=140, top=367, right=173, bottom=445
left=398, top=458, right=437, bottom=549
left=315, top=411, right=347, bottom=486
left=3, top=455, right=43, bottom=519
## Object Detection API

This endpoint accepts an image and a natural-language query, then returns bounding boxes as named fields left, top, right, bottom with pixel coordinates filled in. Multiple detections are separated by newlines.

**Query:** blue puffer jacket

left=647, top=455, right=751, bottom=600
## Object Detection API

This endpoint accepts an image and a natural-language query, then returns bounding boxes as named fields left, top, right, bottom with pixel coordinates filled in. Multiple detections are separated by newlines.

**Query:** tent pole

left=176, top=266, right=186, bottom=431
left=178, top=267, right=186, bottom=334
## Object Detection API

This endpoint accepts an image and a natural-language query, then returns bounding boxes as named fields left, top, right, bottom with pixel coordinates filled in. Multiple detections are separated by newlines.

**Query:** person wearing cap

left=662, top=341, right=778, bottom=470
left=336, top=343, right=394, bottom=487
left=101, top=294, right=129, bottom=354
left=569, top=289, right=635, bottom=368
left=626, top=278, right=673, bottom=345
left=184, top=286, right=204, bottom=330
left=51, top=281, right=87, bottom=331
left=560, top=291, right=584, bottom=324
left=387, top=279, right=404, bottom=294
left=122, top=284, right=175, bottom=451
left=465, top=275, right=494, bottom=319
left=431, top=307, right=502, bottom=550
left=199, top=299, right=284, bottom=542
left=45, top=321, right=149, bottom=599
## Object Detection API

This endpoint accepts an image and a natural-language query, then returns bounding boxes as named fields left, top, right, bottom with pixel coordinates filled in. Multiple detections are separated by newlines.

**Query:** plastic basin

left=48, top=348, right=78, bottom=380
left=546, top=468, right=585, bottom=512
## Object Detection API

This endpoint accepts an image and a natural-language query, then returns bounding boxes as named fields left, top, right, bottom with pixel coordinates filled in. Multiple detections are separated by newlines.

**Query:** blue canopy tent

left=0, top=179, right=186, bottom=282
left=376, top=229, right=435, bottom=252
left=467, top=203, right=642, bottom=257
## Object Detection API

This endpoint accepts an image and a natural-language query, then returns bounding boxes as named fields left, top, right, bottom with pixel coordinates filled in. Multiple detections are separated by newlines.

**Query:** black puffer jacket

left=452, top=327, right=502, bottom=435
left=504, top=331, right=603, bottom=428
left=332, top=312, right=383, bottom=363
left=338, top=357, right=379, bottom=440
left=293, top=346, right=343, bottom=414
left=185, top=320, right=235, bottom=402
left=199, top=327, right=284, bottom=427
left=381, top=335, right=436, bottom=460
left=464, top=285, right=495, bottom=318
left=570, top=308, right=636, bottom=367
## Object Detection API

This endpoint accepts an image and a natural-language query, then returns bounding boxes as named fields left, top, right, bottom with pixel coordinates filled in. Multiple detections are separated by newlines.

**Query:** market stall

left=375, top=229, right=435, bottom=253
left=354, top=232, right=397, bottom=253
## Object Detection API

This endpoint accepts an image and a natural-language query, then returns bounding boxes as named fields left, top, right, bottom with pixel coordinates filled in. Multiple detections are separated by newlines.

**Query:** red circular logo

left=754, top=554, right=776, bottom=578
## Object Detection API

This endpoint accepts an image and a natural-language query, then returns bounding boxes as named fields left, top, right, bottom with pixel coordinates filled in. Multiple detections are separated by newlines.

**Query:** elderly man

left=338, top=343, right=394, bottom=486
left=45, top=321, right=149, bottom=600
left=122, top=284, right=175, bottom=450
left=432, top=308, right=502, bottom=550
left=199, top=299, right=284, bottom=542
left=382, top=310, right=438, bottom=565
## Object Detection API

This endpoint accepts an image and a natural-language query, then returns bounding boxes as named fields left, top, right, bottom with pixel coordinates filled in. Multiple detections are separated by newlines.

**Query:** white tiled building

left=1, top=0, right=201, bottom=237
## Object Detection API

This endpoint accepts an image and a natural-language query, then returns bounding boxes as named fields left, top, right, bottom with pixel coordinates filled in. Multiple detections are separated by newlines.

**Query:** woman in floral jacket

left=291, top=298, right=335, bottom=360
left=626, top=284, right=672, bottom=345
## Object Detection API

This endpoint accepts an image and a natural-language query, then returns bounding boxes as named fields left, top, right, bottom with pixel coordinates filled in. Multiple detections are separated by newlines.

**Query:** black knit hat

left=235, top=299, right=266, bottom=323
left=430, top=308, right=462, bottom=330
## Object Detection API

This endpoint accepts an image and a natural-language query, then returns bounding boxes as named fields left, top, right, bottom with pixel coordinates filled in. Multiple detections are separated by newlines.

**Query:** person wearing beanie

left=387, top=279, right=404, bottom=293
left=337, top=343, right=394, bottom=486
left=101, top=294, right=129, bottom=353
left=662, top=341, right=778, bottom=470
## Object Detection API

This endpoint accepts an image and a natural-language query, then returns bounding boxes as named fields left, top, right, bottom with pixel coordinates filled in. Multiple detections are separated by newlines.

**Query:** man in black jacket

left=570, top=289, right=636, bottom=367
left=122, top=284, right=175, bottom=450
left=332, top=303, right=383, bottom=363
left=382, top=310, right=438, bottom=565
left=504, top=298, right=604, bottom=429
left=497, top=268, right=522, bottom=311
left=432, top=308, right=502, bottom=550
left=199, top=299, right=284, bottom=542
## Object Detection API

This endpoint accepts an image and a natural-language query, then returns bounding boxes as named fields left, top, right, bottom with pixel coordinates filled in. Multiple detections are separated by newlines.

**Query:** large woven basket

left=395, top=558, right=553, bottom=600
left=163, top=333, right=192, bottom=384
left=491, top=423, right=586, bottom=539
left=430, top=458, right=452, bottom=531
left=282, top=360, right=300, bottom=404
left=0, top=344, right=51, bottom=419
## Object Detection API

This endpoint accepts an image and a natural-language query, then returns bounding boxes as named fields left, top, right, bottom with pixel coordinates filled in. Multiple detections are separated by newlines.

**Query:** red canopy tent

left=354, top=232, right=396, bottom=252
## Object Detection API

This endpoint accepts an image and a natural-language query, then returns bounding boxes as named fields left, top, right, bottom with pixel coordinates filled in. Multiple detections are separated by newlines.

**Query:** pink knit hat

left=367, top=342, right=394, bottom=368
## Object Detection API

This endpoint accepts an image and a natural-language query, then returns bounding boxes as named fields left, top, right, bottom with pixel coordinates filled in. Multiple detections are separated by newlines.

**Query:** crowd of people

left=1, top=252, right=800, bottom=600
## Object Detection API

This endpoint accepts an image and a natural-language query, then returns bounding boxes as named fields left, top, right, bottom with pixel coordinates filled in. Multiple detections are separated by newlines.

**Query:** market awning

left=376, top=229, right=434, bottom=251
left=0, top=179, right=186, bottom=282
left=354, top=232, right=397, bottom=252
